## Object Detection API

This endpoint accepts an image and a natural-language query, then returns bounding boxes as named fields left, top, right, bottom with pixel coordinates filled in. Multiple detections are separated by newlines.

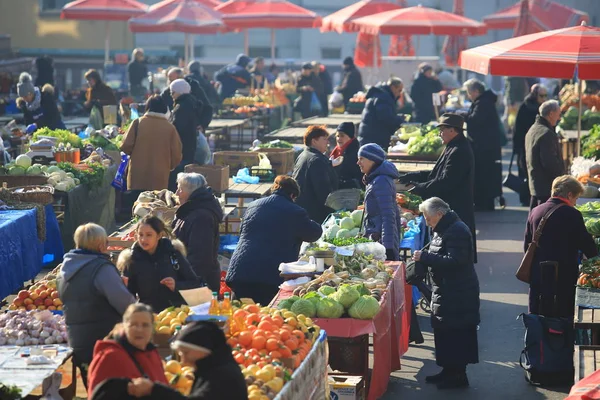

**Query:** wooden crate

left=575, top=345, right=600, bottom=382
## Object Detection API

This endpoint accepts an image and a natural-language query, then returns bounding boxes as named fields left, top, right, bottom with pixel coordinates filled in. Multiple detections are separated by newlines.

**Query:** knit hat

left=17, top=72, right=35, bottom=98
left=358, top=143, right=386, bottom=164
left=301, top=62, right=313, bottom=70
left=170, top=79, right=191, bottom=95
left=343, top=57, right=354, bottom=66
left=171, top=321, right=226, bottom=354
left=337, top=122, right=355, bottom=139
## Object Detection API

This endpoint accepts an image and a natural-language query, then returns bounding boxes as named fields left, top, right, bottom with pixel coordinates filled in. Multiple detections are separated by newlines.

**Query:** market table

left=62, top=117, right=89, bottom=134
left=387, top=151, right=440, bottom=163
left=207, top=118, right=248, bottom=151
left=264, top=127, right=310, bottom=145
left=291, top=114, right=362, bottom=129
left=270, top=261, right=410, bottom=400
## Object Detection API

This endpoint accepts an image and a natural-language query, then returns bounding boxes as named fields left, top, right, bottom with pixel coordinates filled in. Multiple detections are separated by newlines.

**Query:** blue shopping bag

left=111, top=152, right=129, bottom=191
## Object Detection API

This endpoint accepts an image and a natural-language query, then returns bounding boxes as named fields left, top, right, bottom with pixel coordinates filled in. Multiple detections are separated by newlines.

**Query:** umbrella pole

left=577, top=78, right=583, bottom=157
left=190, top=35, right=195, bottom=61
left=104, top=21, right=110, bottom=66
left=244, top=30, right=249, bottom=55
left=184, top=33, right=189, bottom=67
left=271, top=29, right=275, bottom=62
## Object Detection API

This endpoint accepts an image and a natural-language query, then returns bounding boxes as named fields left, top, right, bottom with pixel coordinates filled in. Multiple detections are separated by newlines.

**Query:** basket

left=9, top=185, right=54, bottom=205
left=327, top=335, right=369, bottom=377
left=0, top=175, right=49, bottom=188
left=250, top=167, right=276, bottom=182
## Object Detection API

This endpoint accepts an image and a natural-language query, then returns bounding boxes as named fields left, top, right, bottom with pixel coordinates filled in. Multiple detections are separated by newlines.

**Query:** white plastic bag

left=354, top=242, right=387, bottom=260
left=258, top=153, right=272, bottom=169
left=329, top=91, right=344, bottom=109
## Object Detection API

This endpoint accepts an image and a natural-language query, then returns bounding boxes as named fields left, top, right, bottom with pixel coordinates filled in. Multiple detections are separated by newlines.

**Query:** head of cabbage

left=331, top=285, right=360, bottom=309
left=302, top=292, right=321, bottom=307
left=316, top=297, right=344, bottom=318
left=290, top=299, right=316, bottom=318
left=318, top=286, right=336, bottom=296
left=348, top=295, right=380, bottom=320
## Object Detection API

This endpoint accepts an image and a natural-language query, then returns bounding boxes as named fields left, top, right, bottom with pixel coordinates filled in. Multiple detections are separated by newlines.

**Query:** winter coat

left=320, top=69, right=334, bottom=95
left=163, top=77, right=213, bottom=130
left=57, top=250, right=135, bottom=365
left=337, top=65, right=364, bottom=106
left=296, top=73, right=324, bottom=119
left=525, top=116, right=565, bottom=198
left=514, top=94, right=539, bottom=156
left=363, top=161, right=402, bottom=260
left=463, top=90, right=503, bottom=204
left=226, top=191, right=322, bottom=287
left=406, top=134, right=477, bottom=263
left=85, top=82, right=117, bottom=109
left=172, top=187, right=224, bottom=292
left=150, top=340, right=247, bottom=400
left=525, top=198, right=598, bottom=318
left=292, top=147, right=339, bottom=223
left=333, top=139, right=363, bottom=189
left=215, top=62, right=252, bottom=99
left=358, top=85, right=405, bottom=150
left=35, top=56, right=54, bottom=87
left=420, top=211, right=480, bottom=329
left=118, top=239, right=202, bottom=312
left=171, top=93, right=200, bottom=163
left=410, top=74, right=442, bottom=124
left=18, top=85, right=64, bottom=130
left=120, top=113, right=182, bottom=191
left=188, top=71, right=220, bottom=107
left=127, top=60, right=148, bottom=88
left=87, top=335, right=167, bottom=397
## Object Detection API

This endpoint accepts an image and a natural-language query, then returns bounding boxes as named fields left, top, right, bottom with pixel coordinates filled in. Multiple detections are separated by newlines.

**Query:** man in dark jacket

left=295, top=63, right=325, bottom=119
left=358, top=78, right=405, bottom=150
left=162, top=68, right=212, bottom=131
left=214, top=54, right=252, bottom=99
left=410, top=63, right=443, bottom=124
left=514, top=84, right=548, bottom=206
left=293, top=126, right=339, bottom=223
left=400, top=113, right=477, bottom=263
left=173, top=173, right=224, bottom=292
left=128, top=48, right=148, bottom=100
left=525, top=100, right=565, bottom=210
left=313, top=61, right=332, bottom=116
left=187, top=60, right=220, bottom=107
left=336, top=57, right=364, bottom=107
left=331, top=122, right=362, bottom=189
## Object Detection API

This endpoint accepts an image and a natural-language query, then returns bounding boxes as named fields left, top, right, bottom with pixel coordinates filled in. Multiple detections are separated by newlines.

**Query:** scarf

left=330, top=138, right=356, bottom=160
left=26, top=87, right=42, bottom=111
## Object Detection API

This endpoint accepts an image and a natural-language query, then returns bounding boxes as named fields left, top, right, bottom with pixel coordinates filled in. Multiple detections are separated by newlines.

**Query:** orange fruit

left=244, top=304, right=260, bottom=314
left=292, top=330, right=305, bottom=341
left=279, top=345, right=292, bottom=358
left=252, top=329, right=266, bottom=338
left=257, top=321, right=274, bottom=332
left=266, top=338, right=280, bottom=351
left=233, top=309, right=248, bottom=320
left=227, top=337, right=238, bottom=348
left=252, top=336, right=266, bottom=350
left=279, top=329, right=291, bottom=341
left=272, top=315, right=284, bottom=328
left=245, top=313, right=260, bottom=326
left=269, top=350, right=282, bottom=359
left=285, top=339, right=298, bottom=351
left=238, top=331, right=252, bottom=347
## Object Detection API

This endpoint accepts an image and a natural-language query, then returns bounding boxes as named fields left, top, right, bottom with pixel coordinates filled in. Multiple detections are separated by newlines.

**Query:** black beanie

left=343, top=57, right=354, bottom=66
left=172, top=321, right=226, bottom=354
left=337, top=122, right=355, bottom=138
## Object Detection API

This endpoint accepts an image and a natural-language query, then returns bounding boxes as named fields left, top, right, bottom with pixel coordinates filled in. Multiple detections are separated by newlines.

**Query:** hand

left=128, top=378, right=154, bottom=397
left=160, top=277, right=176, bottom=292
left=331, top=156, right=344, bottom=167
left=121, top=276, right=129, bottom=286
left=412, top=250, right=422, bottom=262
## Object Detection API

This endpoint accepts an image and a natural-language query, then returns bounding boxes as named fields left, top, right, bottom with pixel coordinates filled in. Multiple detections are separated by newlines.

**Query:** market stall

left=207, top=118, right=249, bottom=151
left=291, top=114, right=363, bottom=130
left=264, top=127, right=309, bottom=145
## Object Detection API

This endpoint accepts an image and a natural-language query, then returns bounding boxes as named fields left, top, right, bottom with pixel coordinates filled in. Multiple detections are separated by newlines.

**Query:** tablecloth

left=0, top=209, right=43, bottom=300
left=43, top=204, right=64, bottom=265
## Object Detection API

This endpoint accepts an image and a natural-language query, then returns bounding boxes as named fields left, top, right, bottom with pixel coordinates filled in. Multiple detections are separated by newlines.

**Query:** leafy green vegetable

left=316, top=297, right=344, bottom=318
left=324, top=237, right=372, bottom=247
left=330, top=284, right=360, bottom=309
left=581, top=125, right=600, bottom=160
left=585, top=218, right=600, bottom=236
left=290, top=299, right=316, bottom=317
left=257, top=140, right=293, bottom=149
left=57, top=162, right=105, bottom=189
left=407, top=129, right=444, bottom=156
left=348, top=295, right=380, bottom=319
left=32, top=127, right=83, bottom=149
left=84, top=134, right=119, bottom=150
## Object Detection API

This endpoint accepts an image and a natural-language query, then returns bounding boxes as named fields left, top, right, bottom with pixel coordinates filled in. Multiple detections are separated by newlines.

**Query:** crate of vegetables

left=576, top=257, right=600, bottom=308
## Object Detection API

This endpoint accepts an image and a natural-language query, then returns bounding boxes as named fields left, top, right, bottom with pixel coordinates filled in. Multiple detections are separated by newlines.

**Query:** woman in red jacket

left=87, top=303, right=168, bottom=396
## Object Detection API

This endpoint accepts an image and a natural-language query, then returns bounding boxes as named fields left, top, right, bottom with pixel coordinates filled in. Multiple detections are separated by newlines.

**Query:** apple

left=52, top=298, right=63, bottom=306
left=44, top=298, right=54, bottom=307
left=34, top=298, right=44, bottom=306
left=26, top=304, right=36, bottom=311
left=30, top=292, right=39, bottom=300
left=47, top=306, right=56, bottom=311
left=13, top=299, right=23, bottom=307
left=37, top=305, right=46, bottom=310
left=18, top=306, right=27, bottom=311
left=7, top=304, right=17, bottom=310
left=23, top=298, right=33, bottom=305
left=50, top=291, right=59, bottom=299
left=17, top=290, right=29, bottom=300
left=38, top=284, right=47, bottom=291
left=39, top=291, right=49, bottom=300
left=57, top=305, right=63, bottom=310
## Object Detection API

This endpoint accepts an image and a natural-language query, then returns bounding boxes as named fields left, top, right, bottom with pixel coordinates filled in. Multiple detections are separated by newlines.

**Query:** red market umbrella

left=483, top=0, right=588, bottom=32
left=441, top=0, right=467, bottom=67
left=215, top=0, right=321, bottom=61
left=513, top=0, right=537, bottom=37
left=61, top=0, right=148, bottom=64
left=320, top=0, right=400, bottom=34
left=388, top=0, right=415, bottom=57
left=459, top=23, right=600, bottom=152
left=354, top=32, right=382, bottom=68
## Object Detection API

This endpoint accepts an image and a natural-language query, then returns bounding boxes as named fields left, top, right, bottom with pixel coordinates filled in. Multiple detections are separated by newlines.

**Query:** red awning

left=215, top=0, right=321, bottom=30
left=442, top=0, right=466, bottom=66
left=388, top=0, right=414, bottom=57
left=351, top=5, right=487, bottom=36
left=459, top=24, right=600, bottom=80
left=483, top=0, right=588, bottom=32
left=61, top=0, right=147, bottom=20
left=513, top=0, right=537, bottom=37
left=129, top=0, right=224, bottom=34
left=321, top=0, right=400, bottom=34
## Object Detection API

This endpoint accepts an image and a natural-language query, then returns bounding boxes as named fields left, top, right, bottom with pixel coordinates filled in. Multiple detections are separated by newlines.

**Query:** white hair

left=177, top=173, right=207, bottom=192
left=418, top=197, right=451, bottom=216
left=539, top=100, right=560, bottom=117
left=464, top=78, right=485, bottom=94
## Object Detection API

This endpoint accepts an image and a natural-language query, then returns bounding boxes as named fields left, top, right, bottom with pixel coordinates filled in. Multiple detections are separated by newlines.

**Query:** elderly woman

left=330, top=122, right=362, bottom=189
left=526, top=176, right=598, bottom=319
left=172, top=173, right=223, bottom=292
left=226, top=176, right=322, bottom=304
left=87, top=303, right=168, bottom=396
left=58, top=223, right=135, bottom=388
left=413, top=197, right=480, bottom=390
left=357, top=143, right=401, bottom=261
left=462, top=79, right=503, bottom=211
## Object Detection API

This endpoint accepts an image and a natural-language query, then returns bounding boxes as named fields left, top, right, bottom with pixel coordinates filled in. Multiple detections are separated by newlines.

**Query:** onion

left=54, top=336, right=64, bottom=344
left=31, top=330, right=40, bottom=338
left=44, top=337, right=55, bottom=345
left=30, top=338, right=39, bottom=345
left=17, top=331, right=27, bottom=340
left=39, top=330, right=50, bottom=339
left=0, top=337, right=7, bottom=345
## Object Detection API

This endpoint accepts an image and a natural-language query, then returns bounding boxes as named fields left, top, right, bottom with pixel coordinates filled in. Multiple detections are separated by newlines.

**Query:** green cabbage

left=15, top=154, right=32, bottom=169
left=339, top=217, right=355, bottom=230
left=351, top=283, right=371, bottom=296
left=318, top=286, right=336, bottom=296
left=326, top=225, right=340, bottom=240
left=26, top=166, right=42, bottom=176
left=351, top=210, right=363, bottom=227
left=331, top=285, right=360, bottom=309
left=8, top=166, right=26, bottom=175
left=302, top=292, right=321, bottom=307
left=290, top=299, right=316, bottom=317
left=316, top=297, right=344, bottom=318
left=348, top=295, right=381, bottom=319
left=277, top=295, right=300, bottom=311
left=336, top=229, right=351, bottom=239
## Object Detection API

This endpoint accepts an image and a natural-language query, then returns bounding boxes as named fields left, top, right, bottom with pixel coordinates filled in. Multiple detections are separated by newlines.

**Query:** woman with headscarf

left=16, top=72, right=64, bottom=130
left=330, top=122, right=362, bottom=189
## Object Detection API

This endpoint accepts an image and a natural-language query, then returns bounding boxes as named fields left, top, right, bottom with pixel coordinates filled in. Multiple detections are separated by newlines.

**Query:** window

left=249, top=47, right=276, bottom=59
left=321, top=47, right=341, bottom=60
left=39, top=0, right=69, bottom=12
left=170, top=46, right=205, bottom=59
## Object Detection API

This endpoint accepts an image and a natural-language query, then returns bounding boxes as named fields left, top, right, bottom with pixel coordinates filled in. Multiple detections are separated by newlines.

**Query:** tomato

left=234, top=353, right=246, bottom=364
left=292, top=330, right=305, bottom=342
left=252, top=336, right=266, bottom=350
left=266, top=338, right=280, bottom=351
left=227, top=337, right=238, bottom=348
left=258, top=321, right=274, bottom=332
left=245, top=348, right=259, bottom=358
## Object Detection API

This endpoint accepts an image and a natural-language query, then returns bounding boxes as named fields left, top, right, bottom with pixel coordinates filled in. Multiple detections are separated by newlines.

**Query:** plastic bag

left=89, top=106, right=104, bottom=130
left=329, top=91, right=344, bottom=109
left=310, top=92, right=322, bottom=113
left=195, top=132, right=212, bottom=165
left=130, top=106, right=140, bottom=120
left=258, top=153, right=272, bottom=169
left=111, top=152, right=129, bottom=191
left=354, top=242, right=387, bottom=260
left=233, top=168, right=259, bottom=184
left=40, top=372, right=62, bottom=400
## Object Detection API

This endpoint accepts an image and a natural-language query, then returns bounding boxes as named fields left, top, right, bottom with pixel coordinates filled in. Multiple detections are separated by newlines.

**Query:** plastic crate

left=250, top=167, right=276, bottom=182
left=327, top=334, right=369, bottom=378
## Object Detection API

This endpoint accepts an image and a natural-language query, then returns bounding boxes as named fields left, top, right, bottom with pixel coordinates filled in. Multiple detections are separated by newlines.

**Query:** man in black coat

left=331, top=122, right=363, bottom=189
left=525, top=100, right=565, bottom=210
left=187, top=60, right=220, bottom=107
left=400, top=113, right=477, bottom=263
left=410, top=63, right=443, bottom=124
left=336, top=57, right=364, bottom=107
left=313, top=61, right=333, bottom=117
left=161, top=67, right=212, bottom=131
left=296, top=63, right=325, bottom=119
left=514, top=84, right=548, bottom=206
left=358, top=78, right=405, bottom=150
left=293, top=126, right=339, bottom=223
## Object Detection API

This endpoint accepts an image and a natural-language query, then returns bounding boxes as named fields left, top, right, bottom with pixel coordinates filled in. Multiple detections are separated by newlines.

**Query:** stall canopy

left=483, top=0, right=588, bottom=32
left=129, top=0, right=225, bottom=64
left=441, top=0, right=467, bottom=67
left=215, top=0, right=322, bottom=61
left=388, top=0, right=414, bottom=57
left=512, top=0, right=536, bottom=37
left=61, top=0, right=148, bottom=64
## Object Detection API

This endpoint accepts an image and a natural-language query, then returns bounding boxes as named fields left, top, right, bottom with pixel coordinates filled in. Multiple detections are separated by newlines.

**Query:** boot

left=437, top=368, right=469, bottom=390
left=425, top=369, right=447, bottom=384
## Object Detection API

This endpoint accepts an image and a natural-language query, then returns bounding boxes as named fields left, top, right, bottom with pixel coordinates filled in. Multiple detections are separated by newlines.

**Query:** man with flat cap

left=399, top=113, right=477, bottom=262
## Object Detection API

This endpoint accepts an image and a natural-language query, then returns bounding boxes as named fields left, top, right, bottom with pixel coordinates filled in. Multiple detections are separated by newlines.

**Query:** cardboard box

left=213, top=151, right=262, bottom=172
left=185, top=164, right=230, bottom=193
left=329, top=375, right=365, bottom=400
left=252, top=148, right=295, bottom=176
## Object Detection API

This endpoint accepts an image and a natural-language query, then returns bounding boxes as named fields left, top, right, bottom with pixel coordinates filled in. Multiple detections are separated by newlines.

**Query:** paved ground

left=382, top=153, right=572, bottom=399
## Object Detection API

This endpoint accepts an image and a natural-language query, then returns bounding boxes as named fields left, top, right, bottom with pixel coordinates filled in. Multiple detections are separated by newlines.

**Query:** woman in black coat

left=16, top=72, right=65, bottom=130
left=330, top=122, right=362, bottom=189
left=525, top=176, right=597, bottom=318
left=118, top=216, right=203, bottom=312
left=296, top=63, right=324, bottom=119
left=413, top=197, right=480, bottom=390
left=410, top=64, right=442, bottom=124
left=226, top=176, right=322, bottom=304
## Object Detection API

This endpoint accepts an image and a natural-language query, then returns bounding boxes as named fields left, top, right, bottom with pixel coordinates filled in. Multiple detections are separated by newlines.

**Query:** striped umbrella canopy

left=388, top=0, right=414, bottom=57
left=513, top=0, right=537, bottom=37
left=320, top=0, right=400, bottom=34
left=441, top=0, right=466, bottom=66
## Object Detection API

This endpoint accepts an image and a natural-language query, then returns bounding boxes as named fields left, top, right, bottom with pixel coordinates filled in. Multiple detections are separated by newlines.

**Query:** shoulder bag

left=515, top=203, right=565, bottom=283
left=405, top=241, right=431, bottom=285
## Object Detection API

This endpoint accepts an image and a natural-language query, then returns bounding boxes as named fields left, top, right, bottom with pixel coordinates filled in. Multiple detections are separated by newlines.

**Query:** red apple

left=13, top=299, right=23, bottom=307
left=23, top=298, right=33, bottom=305
left=39, top=291, right=49, bottom=300
left=47, top=306, right=56, bottom=311
left=44, top=298, right=53, bottom=307
left=34, top=298, right=43, bottom=306
left=17, top=290, right=29, bottom=300
left=38, top=284, right=47, bottom=291
left=26, top=304, right=36, bottom=311
left=50, top=291, right=59, bottom=299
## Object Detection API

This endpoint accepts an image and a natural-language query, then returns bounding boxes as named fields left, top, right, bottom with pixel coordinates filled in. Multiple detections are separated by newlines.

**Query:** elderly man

left=514, top=84, right=548, bottom=206
left=400, top=113, right=477, bottom=262
left=525, top=99, right=565, bottom=210
left=358, top=77, right=406, bottom=150
left=172, top=173, right=224, bottom=292
left=161, top=67, right=212, bottom=131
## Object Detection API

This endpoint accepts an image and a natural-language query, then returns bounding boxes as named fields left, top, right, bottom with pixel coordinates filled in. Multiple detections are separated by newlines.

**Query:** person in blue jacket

left=358, top=143, right=402, bottom=261
left=214, top=54, right=252, bottom=99
left=226, top=176, right=322, bottom=305
left=358, top=78, right=406, bottom=150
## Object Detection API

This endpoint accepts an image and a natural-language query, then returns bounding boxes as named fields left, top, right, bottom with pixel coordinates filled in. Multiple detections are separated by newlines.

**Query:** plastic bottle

left=208, top=292, right=220, bottom=316
left=220, top=292, right=233, bottom=318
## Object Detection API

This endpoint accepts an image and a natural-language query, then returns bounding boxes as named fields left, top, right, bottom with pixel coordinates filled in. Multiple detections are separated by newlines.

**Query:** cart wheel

left=499, top=196, right=506, bottom=209
left=419, top=298, right=431, bottom=313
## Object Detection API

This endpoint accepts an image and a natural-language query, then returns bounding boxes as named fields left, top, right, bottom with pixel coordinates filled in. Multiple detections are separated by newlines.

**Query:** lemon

left=304, top=317, right=314, bottom=327
left=282, top=311, right=295, bottom=319
left=265, top=377, right=284, bottom=393
left=247, top=364, right=260, bottom=376
left=165, top=360, right=182, bottom=375
left=177, top=311, right=188, bottom=321
left=181, top=305, right=190, bottom=313
left=297, top=314, right=306, bottom=323
left=158, top=326, right=171, bottom=334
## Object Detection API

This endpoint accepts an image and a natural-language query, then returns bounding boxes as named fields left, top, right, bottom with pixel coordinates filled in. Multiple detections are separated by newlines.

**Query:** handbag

left=515, top=203, right=565, bottom=283
left=503, top=151, right=524, bottom=193
left=111, top=119, right=139, bottom=192
left=405, top=242, right=431, bottom=285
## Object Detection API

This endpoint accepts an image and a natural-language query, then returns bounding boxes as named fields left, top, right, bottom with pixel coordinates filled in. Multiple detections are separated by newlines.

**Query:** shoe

left=425, top=369, right=447, bottom=384
left=437, top=372, right=469, bottom=390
